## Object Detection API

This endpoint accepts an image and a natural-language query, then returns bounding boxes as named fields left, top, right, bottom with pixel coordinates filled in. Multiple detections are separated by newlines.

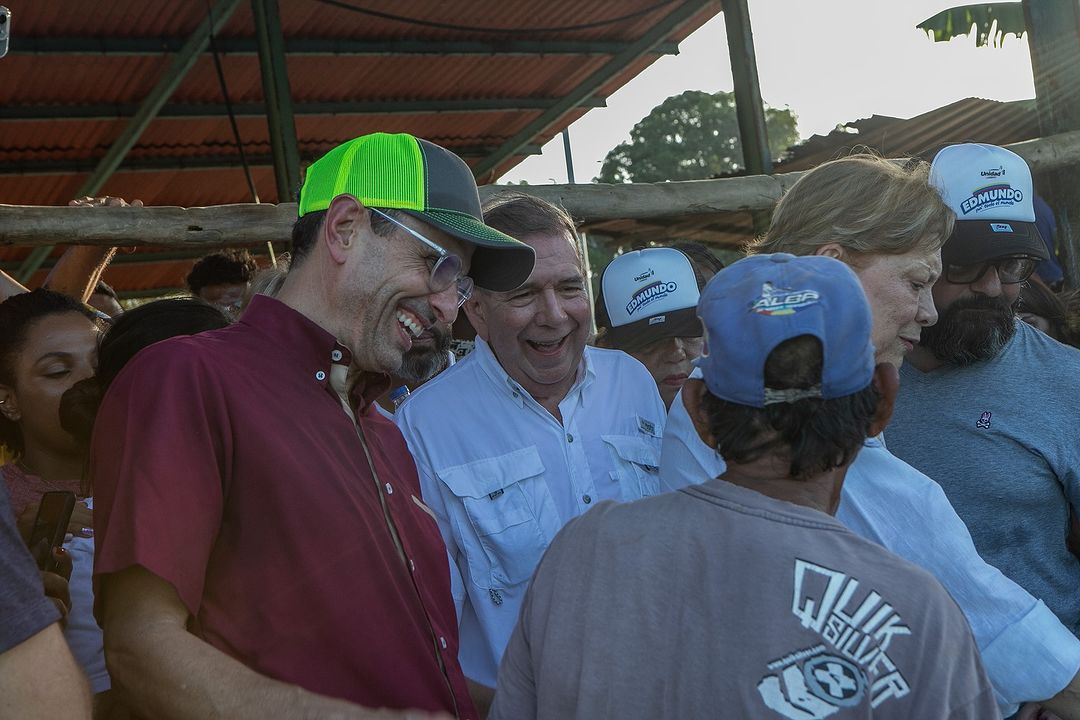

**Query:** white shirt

left=396, top=339, right=667, bottom=686
left=660, top=377, right=1080, bottom=715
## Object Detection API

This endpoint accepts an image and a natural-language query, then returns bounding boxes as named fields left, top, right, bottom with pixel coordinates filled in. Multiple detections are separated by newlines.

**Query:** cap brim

left=602, top=306, right=702, bottom=352
left=401, top=209, right=535, bottom=292
left=943, top=220, right=1049, bottom=265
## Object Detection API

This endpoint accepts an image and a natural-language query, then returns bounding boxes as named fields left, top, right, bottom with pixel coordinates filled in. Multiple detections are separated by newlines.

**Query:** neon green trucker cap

left=298, top=132, right=535, bottom=292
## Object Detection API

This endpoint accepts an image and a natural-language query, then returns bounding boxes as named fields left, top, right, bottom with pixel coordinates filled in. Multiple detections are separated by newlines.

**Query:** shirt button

left=384, top=483, right=393, bottom=495
left=315, top=370, right=326, bottom=381
left=583, top=494, right=592, bottom=504
left=566, top=433, right=574, bottom=443
left=439, top=636, right=447, bottom=649
left=331, top=349, right=343, bottom=361
left=512, top=391, right=519, bottom=398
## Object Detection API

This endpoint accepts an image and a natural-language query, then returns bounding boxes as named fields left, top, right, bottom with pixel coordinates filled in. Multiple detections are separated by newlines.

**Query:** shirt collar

left=240, top=295, right=389, bottom=411
left=472, top=336, right=594, bottom=409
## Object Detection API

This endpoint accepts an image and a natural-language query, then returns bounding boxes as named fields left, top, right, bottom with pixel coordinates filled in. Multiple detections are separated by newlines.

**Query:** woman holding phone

left=0, top=288, right=107, bottom=702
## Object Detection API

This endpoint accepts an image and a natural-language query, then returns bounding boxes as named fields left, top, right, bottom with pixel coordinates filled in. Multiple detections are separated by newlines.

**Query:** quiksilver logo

left=626, top=281, right=677, bottom=316
left=960, top=184, right=1023, bottom=215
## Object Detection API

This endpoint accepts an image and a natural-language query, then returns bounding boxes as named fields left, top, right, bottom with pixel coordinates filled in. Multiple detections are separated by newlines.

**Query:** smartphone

left=0, top=7, right=10, bottom=60
left=27, top=491, right=76, bottom=572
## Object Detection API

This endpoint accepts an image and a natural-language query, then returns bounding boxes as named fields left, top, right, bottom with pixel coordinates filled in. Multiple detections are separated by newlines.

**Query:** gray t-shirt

left=889, top=320, right=1080, bottom=637
left=491, top=481, right=997, bottom=720
left=0, top=482, right=60, bottom=653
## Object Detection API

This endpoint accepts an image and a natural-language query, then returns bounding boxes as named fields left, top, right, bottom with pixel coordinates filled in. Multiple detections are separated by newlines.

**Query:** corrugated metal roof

left=1, top=0, right=719, bottom=291
left=587, top=97, right=1043, bottom=251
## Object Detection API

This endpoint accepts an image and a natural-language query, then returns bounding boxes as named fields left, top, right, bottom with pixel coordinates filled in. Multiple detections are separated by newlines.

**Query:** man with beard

left=888, top=143, right=1080, bottom=642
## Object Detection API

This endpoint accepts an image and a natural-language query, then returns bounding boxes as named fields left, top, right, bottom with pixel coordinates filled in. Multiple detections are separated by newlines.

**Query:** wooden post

left=1023, top=0, right=1080, bottom=287
left=723, top=0, right=771, bottom=235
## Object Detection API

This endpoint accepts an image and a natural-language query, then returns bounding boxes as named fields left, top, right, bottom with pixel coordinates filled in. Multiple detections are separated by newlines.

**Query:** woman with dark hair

left=61, top=298, right=230, bottom=447
left=0, top=289, right=107, bottom=698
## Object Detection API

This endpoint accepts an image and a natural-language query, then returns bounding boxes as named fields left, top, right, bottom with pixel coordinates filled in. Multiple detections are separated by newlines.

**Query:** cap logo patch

left=752, top=282, right=820, bottom=316
left=990, top=223, right=1013, bottom=233
left=648, top=315, right=667, bottom=325
left=960, top=183, right=1023, bottom=215
left=980, top=166, right=1006, bottom=178
left=633, top=268, right=654, bottom=282
left=626, top=281, right=678, bottom=316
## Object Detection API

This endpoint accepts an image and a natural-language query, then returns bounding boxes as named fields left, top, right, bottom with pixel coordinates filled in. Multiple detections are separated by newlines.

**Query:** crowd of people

left=1, top=132, right=1079, bottom=720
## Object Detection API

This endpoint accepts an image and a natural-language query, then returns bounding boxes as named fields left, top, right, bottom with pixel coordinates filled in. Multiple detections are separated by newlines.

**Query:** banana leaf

left=917, top=2, right=1026, bottom=47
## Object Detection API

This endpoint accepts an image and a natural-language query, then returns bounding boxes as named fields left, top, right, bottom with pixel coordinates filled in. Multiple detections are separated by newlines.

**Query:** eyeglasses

left=369, top=207, right=474, bottom=307
left=944, top=256, right=1039, bottom=285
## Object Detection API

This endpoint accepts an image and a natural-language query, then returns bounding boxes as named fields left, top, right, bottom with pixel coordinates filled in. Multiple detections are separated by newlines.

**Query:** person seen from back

left=661, top=153, right=1080, bottom=717
left=491, top=253, right=998, bottom=718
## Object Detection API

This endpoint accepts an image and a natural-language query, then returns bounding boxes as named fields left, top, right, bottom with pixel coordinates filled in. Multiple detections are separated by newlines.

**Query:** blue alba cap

left=696, top=253, right=875, bottom=408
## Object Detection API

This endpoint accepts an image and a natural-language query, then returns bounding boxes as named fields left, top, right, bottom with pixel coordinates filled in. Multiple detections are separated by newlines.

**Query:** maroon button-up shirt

left=91, top=295, right=476, bottom=717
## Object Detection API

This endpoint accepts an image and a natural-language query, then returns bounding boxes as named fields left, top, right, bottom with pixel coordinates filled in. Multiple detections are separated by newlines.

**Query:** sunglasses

left=369, top=208, right=474, bottom=307
left=944, top=256, right=1039, bottom=285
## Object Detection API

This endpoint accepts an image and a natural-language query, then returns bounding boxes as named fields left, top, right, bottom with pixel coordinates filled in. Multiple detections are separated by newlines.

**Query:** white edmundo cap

left=597, top=248, right=702, bottom=351
left=929, top=143, right=1048, bottom=264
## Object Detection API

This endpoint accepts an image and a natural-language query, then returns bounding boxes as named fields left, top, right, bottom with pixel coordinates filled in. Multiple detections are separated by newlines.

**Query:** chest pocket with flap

left=601, top=434, right=662, bottom=499
left=437, top=446, right=549, bottom=588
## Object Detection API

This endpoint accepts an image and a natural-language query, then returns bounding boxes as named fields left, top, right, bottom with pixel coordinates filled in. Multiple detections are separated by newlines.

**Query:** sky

left=500, top=0, right=1037, bottom=184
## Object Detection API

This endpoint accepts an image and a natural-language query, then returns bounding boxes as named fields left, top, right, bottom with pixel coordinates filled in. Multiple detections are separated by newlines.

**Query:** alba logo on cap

left=752, top=282, right=820, bottom=316
left=626, top=281, right=678, bottom=316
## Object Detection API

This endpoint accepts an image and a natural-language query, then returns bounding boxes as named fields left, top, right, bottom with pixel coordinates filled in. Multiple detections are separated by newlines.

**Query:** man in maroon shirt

left=89, top=133, right=534, bottom=719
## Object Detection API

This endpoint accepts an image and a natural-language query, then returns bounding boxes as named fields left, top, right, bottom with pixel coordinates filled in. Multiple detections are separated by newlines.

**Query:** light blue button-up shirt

left=396, top=339, right=668, bottom=686
left=660, top=373, right=1080, bottom=716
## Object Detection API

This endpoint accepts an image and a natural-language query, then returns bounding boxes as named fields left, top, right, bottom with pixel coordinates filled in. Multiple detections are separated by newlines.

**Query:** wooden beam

left=4, top=129, right=1080, bottom=248
left=12, top=37, right=680, bottom=58
left=0, top=97, right=608, bottom=121
left=14, top=0, right=244, bottom=282
left=470, top=0, right=715, bottom=180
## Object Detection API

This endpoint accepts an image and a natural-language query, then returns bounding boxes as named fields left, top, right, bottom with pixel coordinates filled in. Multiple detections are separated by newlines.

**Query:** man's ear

left=868, top=362, right=899, bottom=437
left=323, top=194, right=365, bottom=264
left=681, top=378, right=717, bottom=450
left=0, top=385, right=20, bottom=422
left=814, top=243, right=846, bottom=262
left=464, top=293, right=489, bottom=342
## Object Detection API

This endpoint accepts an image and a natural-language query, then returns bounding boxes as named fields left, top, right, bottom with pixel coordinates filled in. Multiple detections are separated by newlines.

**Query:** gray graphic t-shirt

left=491, top=481, right=997, bottom=719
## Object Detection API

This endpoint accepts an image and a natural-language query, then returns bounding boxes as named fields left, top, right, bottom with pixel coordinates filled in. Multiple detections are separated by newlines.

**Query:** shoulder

left=400, top=349, right=487, bottom=409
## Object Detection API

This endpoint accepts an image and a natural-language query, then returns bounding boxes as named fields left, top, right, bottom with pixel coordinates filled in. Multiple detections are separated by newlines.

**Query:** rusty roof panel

left=1, top=0, right=722, bottom=293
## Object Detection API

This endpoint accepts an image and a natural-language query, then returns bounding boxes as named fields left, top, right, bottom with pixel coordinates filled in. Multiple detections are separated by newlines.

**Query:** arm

left=101, top=565, right=447, bottom=720
left=0, top=270, right=28, bottom=302
left=42, top=245, right=117, bottom=303
left=1043, top=670, right=1080, bottom=719
left=0, top=622, right=91, bottom=720
left=41, top=197, right=141, bottom=302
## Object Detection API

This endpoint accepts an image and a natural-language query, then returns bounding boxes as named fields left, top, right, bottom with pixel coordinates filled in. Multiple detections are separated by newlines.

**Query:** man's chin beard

left=920, top=294, right=1017, bottom=366
left=397, top=333, right=451, bottom=384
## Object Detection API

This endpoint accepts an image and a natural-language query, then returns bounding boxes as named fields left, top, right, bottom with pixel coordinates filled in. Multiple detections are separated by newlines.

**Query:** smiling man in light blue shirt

left=396, top=192, right=667, bottom=691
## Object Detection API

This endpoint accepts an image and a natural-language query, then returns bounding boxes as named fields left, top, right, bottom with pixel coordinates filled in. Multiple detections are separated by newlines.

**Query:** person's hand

left=41, top=548, right=72, bottom=627
left=1018, top=703, right=1065, bottom=720
left=17, top=499, right=92, bottom=542
left=69, top=196, right=144, bottom=209
left=67, top=500, right=93, bottom=539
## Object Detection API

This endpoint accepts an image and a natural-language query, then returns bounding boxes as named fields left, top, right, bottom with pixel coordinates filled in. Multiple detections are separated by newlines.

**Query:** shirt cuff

left=982, top=599, right=1080, bottom=709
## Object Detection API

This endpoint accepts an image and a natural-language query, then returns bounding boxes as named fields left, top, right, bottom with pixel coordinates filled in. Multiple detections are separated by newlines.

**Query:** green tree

left=595, top=90, right=799, bottom=183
